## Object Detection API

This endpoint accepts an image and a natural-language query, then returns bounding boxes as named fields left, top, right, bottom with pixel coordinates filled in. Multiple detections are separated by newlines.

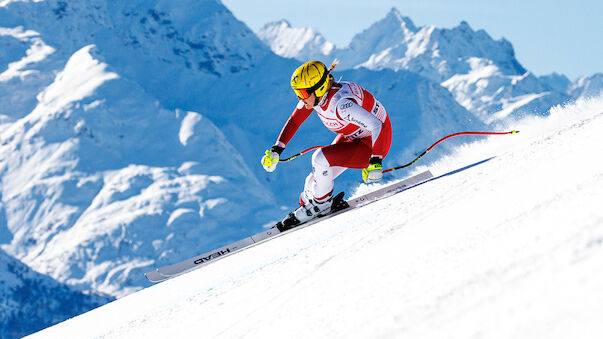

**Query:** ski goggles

left=293, top=70, right=330, bottom=100
left=293, top=88, right=312, bottom=100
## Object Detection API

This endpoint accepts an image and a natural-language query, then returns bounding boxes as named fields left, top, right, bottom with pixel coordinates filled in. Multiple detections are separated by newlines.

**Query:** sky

left=221, top=0, right=602, bottom=80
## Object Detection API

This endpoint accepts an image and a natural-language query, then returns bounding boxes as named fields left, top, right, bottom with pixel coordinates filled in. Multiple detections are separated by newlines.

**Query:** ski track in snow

left=29, top=96, right=603, bottom=338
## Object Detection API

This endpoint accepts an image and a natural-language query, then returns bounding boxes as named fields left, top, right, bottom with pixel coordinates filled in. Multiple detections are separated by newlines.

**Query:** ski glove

left=362, top=157, right=383, bottom=183
left=261, top=146, right=284, bottom=172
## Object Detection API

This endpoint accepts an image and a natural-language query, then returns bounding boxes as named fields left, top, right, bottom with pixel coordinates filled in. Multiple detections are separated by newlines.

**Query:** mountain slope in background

left=1, top=1, right=599, bottom=336
left=31, top=94, right=603, bottom=339
left=1, top=0, right=482, bottom=202
left=538, top=72, right=572, bottom=94
left=0, top=0, right=271, bottom=111
left=257, top=8, right=588, bottom=121
left=0, top=248, right=112, bottom=338
left=1, top=4, right=480, bottom=334
left=255, top=19, right=333, bottom=59
left=0, top=43, right=279, bottom=300
left=570, top=74, right=603, bottom=99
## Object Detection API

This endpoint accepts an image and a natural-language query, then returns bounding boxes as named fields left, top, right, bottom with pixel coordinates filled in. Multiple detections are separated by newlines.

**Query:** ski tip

left=145, top=270, right=167, bottom=283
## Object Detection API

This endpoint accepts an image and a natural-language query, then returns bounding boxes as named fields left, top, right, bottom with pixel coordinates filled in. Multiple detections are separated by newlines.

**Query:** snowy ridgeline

left=258, top=8, right=601, bottom=120
left=31, top=95, right=603, bottom=338
left=0, top=43, right=279, bottom=296
left=1, top=0, right=602, bottom=337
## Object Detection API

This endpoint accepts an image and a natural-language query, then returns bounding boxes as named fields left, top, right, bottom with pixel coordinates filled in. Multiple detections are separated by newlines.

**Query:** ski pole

left=382, top=130, right=519, bottom=174
left=279, top=145, right=325, bottom=162
left=279, top=130, right=519, bottom=168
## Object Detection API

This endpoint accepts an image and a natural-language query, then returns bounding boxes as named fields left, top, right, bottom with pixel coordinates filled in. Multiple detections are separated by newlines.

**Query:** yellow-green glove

left=261, top=146, right=284, bottom=172
left=362, top=157, right=383, bottom=183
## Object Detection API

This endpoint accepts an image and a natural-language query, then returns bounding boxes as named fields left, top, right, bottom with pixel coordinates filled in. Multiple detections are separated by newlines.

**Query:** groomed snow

left=30, top=95, right=603, bottom=338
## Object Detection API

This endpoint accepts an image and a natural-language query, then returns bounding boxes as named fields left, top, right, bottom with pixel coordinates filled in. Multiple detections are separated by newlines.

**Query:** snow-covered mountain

left=0, top=1, right=488, bottom=335
left=0, top=42, right=280, bottom=298
left=570, top=73, right=603, bottom=99
left=257, top=8, right=578, bottom=122
left=30, top=94, right=603, bottom=339
left=539, top=72, right=572, bottom=94
left=3, top=1, right=598, bottom=336
left=0, top=0, right=271, bottom=112
left=0, top=248, right=111, bottom=338
left=256, top=19, right=334, bottom=59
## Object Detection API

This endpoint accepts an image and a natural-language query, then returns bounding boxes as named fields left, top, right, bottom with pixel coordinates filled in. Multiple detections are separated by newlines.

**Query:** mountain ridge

left=257, top=8, right=598, bottom=121
left=0, top=247, right=112, bottom=338
left=1, top=2, right=599, bottom=337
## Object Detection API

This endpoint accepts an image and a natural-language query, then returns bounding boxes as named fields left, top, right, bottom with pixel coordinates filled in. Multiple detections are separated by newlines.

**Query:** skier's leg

left=285, top=140, right=372, bottom=227
left=284, top=150, right=334, bottom=225
left=300, top=166, right=346, bottom=205
left=331, top=166, right=347, bottom=179
left=310, top=149, right=335, bottom=200
left=300, top=172, right=314, bottom=205
left=371, top=115, right=392, bottom=159
left=307, top=138, right=373, bottom=200
left=321, top=138, right=373, bottom=168
left=300, top=134, right=349, bottom=205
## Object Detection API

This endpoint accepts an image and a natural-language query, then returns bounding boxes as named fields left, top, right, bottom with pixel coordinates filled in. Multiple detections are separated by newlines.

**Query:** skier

left=261, top=60, right=392, bottom=227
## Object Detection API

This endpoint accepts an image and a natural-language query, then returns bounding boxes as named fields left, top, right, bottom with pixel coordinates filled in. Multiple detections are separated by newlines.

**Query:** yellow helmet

left=290, top=61, right=333, bottom=99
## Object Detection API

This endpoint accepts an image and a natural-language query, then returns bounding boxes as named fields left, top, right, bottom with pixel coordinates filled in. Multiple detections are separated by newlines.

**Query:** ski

left=145, top=170, right=433, bottom=282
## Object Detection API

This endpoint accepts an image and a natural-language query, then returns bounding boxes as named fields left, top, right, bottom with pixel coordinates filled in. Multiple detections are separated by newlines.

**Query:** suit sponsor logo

left=318, top=114, right=345, bottom=130
left=344, top=114, right=368, bottom=128
left=346, top=128, right=365, bottom=139
left=339, top=101, right=353, bottom=110
left=372, top=102, right=380, bottom=114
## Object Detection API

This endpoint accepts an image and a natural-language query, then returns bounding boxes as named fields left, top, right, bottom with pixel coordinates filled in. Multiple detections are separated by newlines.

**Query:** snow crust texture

left=33, top=95, right=603, bottom=339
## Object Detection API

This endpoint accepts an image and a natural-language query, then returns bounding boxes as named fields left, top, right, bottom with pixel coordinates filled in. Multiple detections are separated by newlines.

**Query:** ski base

left=145, top=170, right=433, bottom=282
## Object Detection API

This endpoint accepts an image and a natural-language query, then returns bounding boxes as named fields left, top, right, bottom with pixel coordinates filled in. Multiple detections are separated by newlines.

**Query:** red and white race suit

left=275, top=81, right=393, bottom=203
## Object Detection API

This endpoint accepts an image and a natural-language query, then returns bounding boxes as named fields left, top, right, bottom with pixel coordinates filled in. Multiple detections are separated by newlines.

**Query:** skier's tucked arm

left=276, top=102, right=313, bottom=147
left=261, top=102, right=313, bottom=172
left=336, top=98, right=382, bottom=155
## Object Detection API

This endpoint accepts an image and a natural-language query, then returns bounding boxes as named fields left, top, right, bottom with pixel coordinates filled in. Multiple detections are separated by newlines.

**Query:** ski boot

left=275, top=192, right=349, bottom=232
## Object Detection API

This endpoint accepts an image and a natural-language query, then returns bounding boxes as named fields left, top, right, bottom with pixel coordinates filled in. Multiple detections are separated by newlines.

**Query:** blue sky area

left=222, top=0, right=602, bottom=80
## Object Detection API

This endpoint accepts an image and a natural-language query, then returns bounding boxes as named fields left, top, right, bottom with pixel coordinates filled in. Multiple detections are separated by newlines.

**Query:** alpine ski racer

left=261, top=60, right=393, bottom=228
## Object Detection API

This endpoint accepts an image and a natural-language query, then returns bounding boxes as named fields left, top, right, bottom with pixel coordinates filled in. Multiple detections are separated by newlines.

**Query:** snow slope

left=31, top=94, right=603, bottom=338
